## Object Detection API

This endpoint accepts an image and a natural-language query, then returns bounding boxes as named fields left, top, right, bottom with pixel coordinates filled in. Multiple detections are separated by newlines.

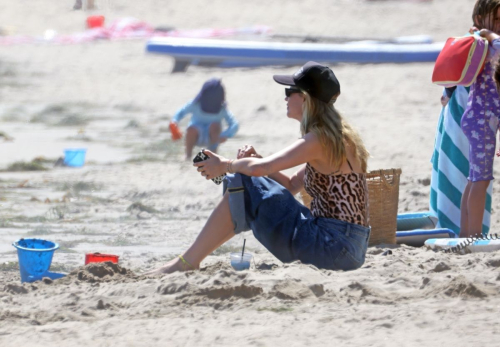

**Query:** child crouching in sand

left=170, top=78, right=239, bottom=160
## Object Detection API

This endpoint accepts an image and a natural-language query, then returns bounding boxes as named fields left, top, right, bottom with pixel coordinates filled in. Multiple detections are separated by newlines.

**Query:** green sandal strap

left=178, top=255, right=194, bottom=270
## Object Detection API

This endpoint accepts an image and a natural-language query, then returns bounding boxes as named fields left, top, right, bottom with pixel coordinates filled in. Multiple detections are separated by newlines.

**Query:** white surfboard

left=146, top=37, right=444, bottom=71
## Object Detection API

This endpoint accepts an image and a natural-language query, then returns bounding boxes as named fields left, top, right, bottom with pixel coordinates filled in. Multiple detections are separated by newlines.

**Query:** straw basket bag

left=299, top=168, right=402, bottom=246
left=365, top=168, right=401, bottom=246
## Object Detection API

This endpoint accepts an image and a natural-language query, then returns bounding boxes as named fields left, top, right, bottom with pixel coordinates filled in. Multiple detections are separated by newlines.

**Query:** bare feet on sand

left=143, top=256, right=199, bottom=275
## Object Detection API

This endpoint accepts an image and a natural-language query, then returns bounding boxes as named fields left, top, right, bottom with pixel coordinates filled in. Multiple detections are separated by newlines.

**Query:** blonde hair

left=472, top=0, right=500, bottom=30
left=300, top=92, right=369, bottom=173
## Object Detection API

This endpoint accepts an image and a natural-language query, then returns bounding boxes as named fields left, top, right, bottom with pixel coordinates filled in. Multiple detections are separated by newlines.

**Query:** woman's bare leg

left=144, top=193, right=236, bottom=275
left=460, top=180, right=489, bottom=238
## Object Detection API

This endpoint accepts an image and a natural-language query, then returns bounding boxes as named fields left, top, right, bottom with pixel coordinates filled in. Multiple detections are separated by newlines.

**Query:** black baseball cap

left=273, top=61, right=340, bottom=103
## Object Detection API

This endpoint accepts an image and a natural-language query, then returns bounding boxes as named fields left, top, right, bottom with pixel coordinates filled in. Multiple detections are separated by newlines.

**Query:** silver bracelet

left=227, top=159, right=234, bottom=173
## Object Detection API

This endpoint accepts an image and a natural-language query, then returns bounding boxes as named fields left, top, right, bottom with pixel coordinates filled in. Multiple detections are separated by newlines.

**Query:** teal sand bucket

left=64, top=148, right=87, bottom=167
left=12, top=238, right=62, bottom=283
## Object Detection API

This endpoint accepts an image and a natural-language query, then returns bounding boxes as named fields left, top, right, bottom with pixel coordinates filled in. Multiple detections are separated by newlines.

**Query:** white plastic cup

left=230, top=252, right=252, bottom=271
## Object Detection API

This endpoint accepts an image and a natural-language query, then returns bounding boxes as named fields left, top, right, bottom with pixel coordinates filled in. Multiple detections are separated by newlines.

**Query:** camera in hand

left=193, top=149, right=226, bottom=185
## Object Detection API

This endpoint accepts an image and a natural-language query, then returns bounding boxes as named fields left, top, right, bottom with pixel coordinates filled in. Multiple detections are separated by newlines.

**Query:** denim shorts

left=223, top=174, right=371, bottom=271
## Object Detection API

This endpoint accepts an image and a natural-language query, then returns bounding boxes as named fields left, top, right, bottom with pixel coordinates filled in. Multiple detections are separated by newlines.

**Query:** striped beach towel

left=430, top=86, right=492, bottom=235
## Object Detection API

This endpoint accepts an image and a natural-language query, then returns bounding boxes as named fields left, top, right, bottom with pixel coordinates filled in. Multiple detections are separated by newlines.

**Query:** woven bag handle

left=367, top=168, right=402, bottom=189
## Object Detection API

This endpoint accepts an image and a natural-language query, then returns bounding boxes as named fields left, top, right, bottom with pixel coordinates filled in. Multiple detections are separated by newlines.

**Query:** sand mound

left=3, top=283, right=28, bottom=295
left=271, top=280, right=323, bottom=300
left=156, top=265, right=264, bottom=304
left=486, top=258, right=500, bottom=268
left=149, top=262, right=329, bottom=308
left=197, top=284, right=263, bottom=300
left=342, top=281, right=397, bottom=304
left=256, top=262, right=280, bottom=270
left=198, top=261, right=235, bottom=275
left=65, top=262, right=137, bottom=283
left=434, top=276, right=489, bottom=299
left=431, top=262, right=451, bottom=273
left=157, top=281, right=191, bottom=295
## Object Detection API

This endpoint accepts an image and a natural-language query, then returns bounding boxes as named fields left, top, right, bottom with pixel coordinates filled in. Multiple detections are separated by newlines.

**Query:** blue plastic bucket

left=12, top=238, right=59, bottom=283
left=64, top=148, right=87, bottom=167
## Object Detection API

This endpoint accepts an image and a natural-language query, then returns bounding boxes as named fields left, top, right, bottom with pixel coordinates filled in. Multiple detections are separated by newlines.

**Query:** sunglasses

left=285, top=88, right=302, bottom=98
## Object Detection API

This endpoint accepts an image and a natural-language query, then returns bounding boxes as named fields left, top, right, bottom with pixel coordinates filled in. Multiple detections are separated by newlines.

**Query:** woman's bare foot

left=143, top=256, right=198, bottom=276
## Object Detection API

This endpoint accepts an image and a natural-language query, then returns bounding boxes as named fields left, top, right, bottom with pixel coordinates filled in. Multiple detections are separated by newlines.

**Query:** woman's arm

left=194, top=132, right=322, bottom=182
left=235, top=133, right=321, bottom=176
left=267, top=165, right=306, bottom=195
left=236, top=144, right=304, bottom=192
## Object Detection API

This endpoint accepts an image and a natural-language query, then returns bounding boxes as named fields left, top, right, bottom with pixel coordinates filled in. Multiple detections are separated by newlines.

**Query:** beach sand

left=1, top=0, right=500, bottom=346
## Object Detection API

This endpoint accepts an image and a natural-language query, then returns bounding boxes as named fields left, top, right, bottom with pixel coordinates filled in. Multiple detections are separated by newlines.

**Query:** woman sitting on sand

left=147, top=61, right=371, bottom=274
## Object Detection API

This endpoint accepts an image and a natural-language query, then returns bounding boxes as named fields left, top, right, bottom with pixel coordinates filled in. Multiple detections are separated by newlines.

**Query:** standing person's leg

left=462, top=180, right=490, bottom=238
left=460, top=107, right=496, bottom=237
left=185, top=126, right=199, bottom=160
left=144, top=193, right=235, bottom=275
left=208, top=122, right=222, bottom=153
left=459, top=181, right=472, bottom=237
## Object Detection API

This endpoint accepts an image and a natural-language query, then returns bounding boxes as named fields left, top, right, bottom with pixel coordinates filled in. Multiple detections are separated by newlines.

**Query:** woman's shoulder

left=301, top=132, right=324, bottom=153
left=303, top=131, right=321, bottom=144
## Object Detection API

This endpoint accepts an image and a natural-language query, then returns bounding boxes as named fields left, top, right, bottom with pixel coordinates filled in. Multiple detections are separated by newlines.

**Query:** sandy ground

left=1, top=0, right=500, bottom=346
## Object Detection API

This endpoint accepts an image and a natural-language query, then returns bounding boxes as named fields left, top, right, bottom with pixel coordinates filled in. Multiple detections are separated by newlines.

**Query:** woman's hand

left=193, top=149, right=227, bottom=180
left=237, top=144, right=262, bottom=159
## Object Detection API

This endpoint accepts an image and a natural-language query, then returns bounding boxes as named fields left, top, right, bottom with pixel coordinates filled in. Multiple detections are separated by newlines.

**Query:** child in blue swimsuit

left=171, top=78, right=239, bottom=159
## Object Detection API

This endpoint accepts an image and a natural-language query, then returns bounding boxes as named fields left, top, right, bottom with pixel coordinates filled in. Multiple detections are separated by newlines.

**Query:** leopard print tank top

left=303, top=162, right=368, bottom=227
